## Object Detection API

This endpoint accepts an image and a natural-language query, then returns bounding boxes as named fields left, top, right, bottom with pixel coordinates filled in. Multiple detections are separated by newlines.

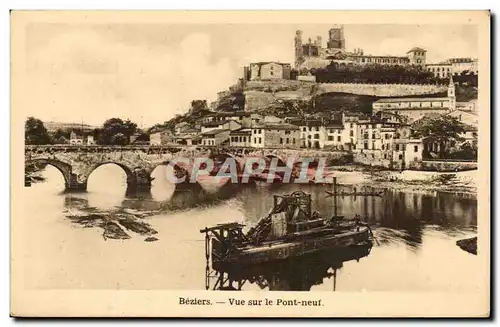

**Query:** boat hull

left=212, top=226, right=372, bottom=269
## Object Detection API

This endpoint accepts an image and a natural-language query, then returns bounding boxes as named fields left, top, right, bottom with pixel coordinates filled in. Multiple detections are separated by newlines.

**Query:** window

left=350, top=131, right=353, bottom=137
left=286, top=138, right=289, bottom=144
left=280, top=138, right=283, bottom=144
left=293, top=138, right=296, bottom=144
left=253, top=137, right=256, bottom=143
left=384, top=154, right=387, bottom=159
left=364, top=143, right=368, bottom=150
left=350, top=123, right=354, bottom=128
left=399, top=154, right=403, bottom=160
left=414, top=145, right=418, bottom=152
left=337, top=136, right=341, bottom=142
left=314, top=134, right=319, bottom=139
left=372, top=133, right=375, bottom=139
left=302, top=127, right=306, bottom=132
left=328, top=136, right=334, bottom=141
left=258, top=138, right=262, bottom=144
left=372, top=154, right=375, bottom=159
left=285, top=130, right=291, bottom=135
left=396, top=144, right=400, bottom=151
left=364, top=133, right=369, bottom=139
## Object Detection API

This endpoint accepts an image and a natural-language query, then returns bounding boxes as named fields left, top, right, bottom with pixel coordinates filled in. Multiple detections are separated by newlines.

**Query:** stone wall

left=315, top=82, right=447, bottom=97
left=245, top=148, right=351, bottom=165
left=243, top=79, right=447, bottom=111
left=408, top=160, right=477, bottom=172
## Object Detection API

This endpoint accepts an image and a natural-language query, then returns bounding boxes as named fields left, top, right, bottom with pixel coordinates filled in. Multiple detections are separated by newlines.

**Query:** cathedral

left=294, top=26, right=426, bottom=70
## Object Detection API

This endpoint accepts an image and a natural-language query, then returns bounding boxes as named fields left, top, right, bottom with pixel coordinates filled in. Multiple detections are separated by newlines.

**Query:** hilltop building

left=244, top=62, right=292, bottom=81
left=294, top=26, right=427, bottom=69
left=426, top=57, right=478, bottom=78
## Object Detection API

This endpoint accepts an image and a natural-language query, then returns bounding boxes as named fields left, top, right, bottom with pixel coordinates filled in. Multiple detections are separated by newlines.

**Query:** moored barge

left=200, top=190, right=374, bottom=270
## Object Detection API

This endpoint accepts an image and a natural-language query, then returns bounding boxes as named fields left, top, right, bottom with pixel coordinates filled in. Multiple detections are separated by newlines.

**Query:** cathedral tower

left=327, top=25, right=345, bottom=50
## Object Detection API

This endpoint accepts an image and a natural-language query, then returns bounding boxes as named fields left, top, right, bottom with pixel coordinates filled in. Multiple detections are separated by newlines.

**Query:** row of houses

left=150, top=106, right=476, bottom=163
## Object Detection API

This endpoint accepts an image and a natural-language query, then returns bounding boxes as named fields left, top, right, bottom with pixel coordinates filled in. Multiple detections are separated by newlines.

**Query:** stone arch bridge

left=25, top=145, right=349, bottom=193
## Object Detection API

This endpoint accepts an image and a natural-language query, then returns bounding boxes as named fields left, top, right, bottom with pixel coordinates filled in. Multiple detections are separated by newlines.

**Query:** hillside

left=166, top=79, right=478, bottom=128
left=44, top=121, right=99, bottom=133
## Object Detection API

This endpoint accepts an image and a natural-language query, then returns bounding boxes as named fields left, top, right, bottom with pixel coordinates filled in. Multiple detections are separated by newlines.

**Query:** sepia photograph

left=10, top=10, right=490, bottom=317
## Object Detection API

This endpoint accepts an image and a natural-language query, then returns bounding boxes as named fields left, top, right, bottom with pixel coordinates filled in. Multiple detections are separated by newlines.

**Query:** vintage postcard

left=10, top=10, right=490, bottom=317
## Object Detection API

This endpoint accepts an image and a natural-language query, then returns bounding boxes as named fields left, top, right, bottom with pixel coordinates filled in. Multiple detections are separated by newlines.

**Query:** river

left=21, top=164, right=480, bottom=292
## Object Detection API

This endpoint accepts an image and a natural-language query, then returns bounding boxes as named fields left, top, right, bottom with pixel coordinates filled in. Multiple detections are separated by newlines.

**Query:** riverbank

left=456, top=237, right=477, bottom=255
left=326, top=165, right=477, bottom=195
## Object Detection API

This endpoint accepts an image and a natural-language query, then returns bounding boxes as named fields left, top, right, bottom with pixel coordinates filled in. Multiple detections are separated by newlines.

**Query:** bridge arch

left=86, top=161, right=136, bottom=186
left=150, top=160, right=195, bottom=185
left=265, top=154, right=287, bottom=168
left=25, top=158, right=72, bottom=187
left=212, top=152, right=245, bottom=175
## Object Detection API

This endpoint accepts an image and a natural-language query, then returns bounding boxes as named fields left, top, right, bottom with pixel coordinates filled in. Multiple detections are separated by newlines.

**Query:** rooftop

left=201, top=120, right=231, bottom=127
left=249, top=61, right=292, bottom=67
left=201, top=128, right=230, bottom=136
left=230, top=128, right=252, bottom=135
left=181, top=128, right=201, bottom=134
left=216, top=111, right=251, bottom=117
left=407, top=47, right=427, bottom=53
left=325, top=124, right=343, bottom=129
left=426, top=62, right=452, bottom=66
left=253, top=123, right=300, bottom=131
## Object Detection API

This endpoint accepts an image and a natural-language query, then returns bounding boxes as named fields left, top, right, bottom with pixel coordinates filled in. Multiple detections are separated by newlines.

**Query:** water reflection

left=237, top=184, right=477, bottom=251
left=207, top=244, right=373, bottom=291
left=25, top=165, right=478, bottom=291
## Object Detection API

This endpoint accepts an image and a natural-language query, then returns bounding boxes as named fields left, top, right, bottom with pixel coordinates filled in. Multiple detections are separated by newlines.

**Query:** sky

left=23, top=23, right=478, bottom=127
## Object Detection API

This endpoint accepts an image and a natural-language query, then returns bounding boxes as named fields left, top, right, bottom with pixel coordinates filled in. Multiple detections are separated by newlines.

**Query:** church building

left=371, top=76, right=456, bottom=122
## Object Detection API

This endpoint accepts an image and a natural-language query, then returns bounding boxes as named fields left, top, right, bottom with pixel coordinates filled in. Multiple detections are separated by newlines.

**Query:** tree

left=412, top=116, right=466, bottom=158
left=99, top=118, right=138, bottom=145
left=111, top=133, right=128, bottom=145
left=25, top=117, right=52, bottom=145
left=190, top=100, right=208, bottom=114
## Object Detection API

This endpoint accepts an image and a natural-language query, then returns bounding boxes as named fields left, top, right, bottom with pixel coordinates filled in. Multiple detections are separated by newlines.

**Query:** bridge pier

left=125, top=168, right=154, bottom=196
left=65, top=173, right=87, bottom=192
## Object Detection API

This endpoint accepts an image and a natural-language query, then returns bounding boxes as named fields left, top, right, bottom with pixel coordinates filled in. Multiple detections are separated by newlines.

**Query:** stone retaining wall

left=408, top=160, right=477, bottom=172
